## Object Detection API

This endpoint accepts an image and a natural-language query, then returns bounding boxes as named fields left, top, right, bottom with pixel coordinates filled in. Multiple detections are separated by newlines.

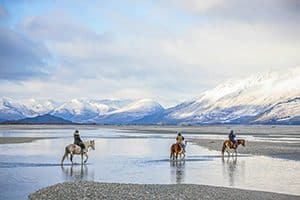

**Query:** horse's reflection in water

left=170, top=160, right=186, bottom=184
left=222, top=156, right=238, bottom=186
left=61, top=164, right=94, bottom=181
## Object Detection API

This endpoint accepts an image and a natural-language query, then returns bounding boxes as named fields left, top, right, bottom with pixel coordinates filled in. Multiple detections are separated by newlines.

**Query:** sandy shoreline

left=28, top=181, right=299, bottom=200
left=0, top=137, right=54, bottom=144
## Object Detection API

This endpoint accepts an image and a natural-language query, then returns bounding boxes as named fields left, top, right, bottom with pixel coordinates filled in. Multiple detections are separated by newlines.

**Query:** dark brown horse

left=170, top=141, right=187, bottom=160
left=222, top=139, right=245, bottom=157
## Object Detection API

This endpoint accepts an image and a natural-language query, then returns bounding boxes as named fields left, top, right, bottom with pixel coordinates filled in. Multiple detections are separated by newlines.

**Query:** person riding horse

left=73, top=130, right=85, bottom=153
left=229, top=130, right=237, bottom=147
left=176, top=132, right=186, bottom=152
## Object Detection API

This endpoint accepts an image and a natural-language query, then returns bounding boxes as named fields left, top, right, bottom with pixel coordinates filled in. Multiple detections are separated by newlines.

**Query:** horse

left=61, top=140, right=95, bottom=165
left=222, top=139, right=245, bottom=157
left=170, top=141, right=187, bottom=160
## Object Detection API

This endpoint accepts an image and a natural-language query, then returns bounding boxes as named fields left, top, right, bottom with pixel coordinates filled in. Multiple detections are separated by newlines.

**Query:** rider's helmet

left=230, top=130, right=234, bottom=134
left=177, top=132, right=181, bottom=136
left=74, top=130, right=80, bottom=135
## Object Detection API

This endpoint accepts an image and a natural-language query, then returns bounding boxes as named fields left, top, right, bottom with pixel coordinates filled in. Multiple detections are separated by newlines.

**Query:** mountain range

left=1, top=67, right=299, bottom=125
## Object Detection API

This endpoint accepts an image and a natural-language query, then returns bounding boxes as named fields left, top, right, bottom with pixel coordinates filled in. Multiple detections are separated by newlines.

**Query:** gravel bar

left=28, top=181, right=300, bottom=200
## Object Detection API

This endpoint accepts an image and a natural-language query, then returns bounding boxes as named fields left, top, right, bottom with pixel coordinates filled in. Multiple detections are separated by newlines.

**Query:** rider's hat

left=74, top=130, right=80, bottom=135
left=177, top=132, right=181, bottom=136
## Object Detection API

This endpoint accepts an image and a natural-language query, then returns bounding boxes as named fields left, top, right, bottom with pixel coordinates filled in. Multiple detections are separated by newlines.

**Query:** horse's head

left=89, top=140, right=95, bottom=150
left=238, top=139, right=245, bottom=147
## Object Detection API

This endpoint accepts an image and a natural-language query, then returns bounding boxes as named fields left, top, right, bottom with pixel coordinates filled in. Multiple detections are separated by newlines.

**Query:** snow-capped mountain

left=0, top=98, right=57, bottom=121
left=92, top=99, right=165, bottom=124
left=50, top=99, right=98, bottom=123
left=0, top=98, right=156, bottom=123
left=50, top=99, right=135, bottom=123
left=1, top=67, right=299, bottom=125
left=161, top=67, right=300, bottom=125
left=21, top=99, right=58, bottom=114
left=0, top=98, right=28, bottom=121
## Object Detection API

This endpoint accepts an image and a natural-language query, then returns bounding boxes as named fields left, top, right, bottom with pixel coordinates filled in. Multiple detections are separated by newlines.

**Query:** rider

left=229, top=130, right=237, bottom=146
left=73, top=130, right=85, bottom=153
left=176, top=132, right=186, bottom=152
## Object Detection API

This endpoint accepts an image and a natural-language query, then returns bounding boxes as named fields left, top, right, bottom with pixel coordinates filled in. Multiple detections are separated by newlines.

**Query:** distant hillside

left=2, top=114, right=75, bottom=124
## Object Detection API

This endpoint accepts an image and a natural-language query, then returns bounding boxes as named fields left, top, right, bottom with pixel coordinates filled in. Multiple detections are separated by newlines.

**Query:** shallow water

left=0, top=126, right=300, bottom=199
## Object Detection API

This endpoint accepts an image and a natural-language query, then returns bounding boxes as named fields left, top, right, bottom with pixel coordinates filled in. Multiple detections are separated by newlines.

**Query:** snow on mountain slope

left=0, top=98, right=38, bottom=120
left=0, top=98, right=58, bottom=120
left=91, top=99, right=133, bottom=110
left=254, top=97, right=300, bottom=124
left=0, top=98, right=26, bottom=120
left=50, top=99, right=134, bottom=123
left=107, top=99, right=163, bottom=114
left=51, top=99, right=99, bottom=122
left=93, top=99, right=164, bottom=124
left=164, top=67, right=300, bottom=124
left=21, top=99, right=58, bottom=114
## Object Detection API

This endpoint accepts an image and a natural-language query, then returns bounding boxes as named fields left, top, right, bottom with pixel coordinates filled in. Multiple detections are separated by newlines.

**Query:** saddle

left=73, top=144, right=87, bottom=153
left=178, top=143, right=186, bottom=153
left=228, top=141, right=238, bottom=149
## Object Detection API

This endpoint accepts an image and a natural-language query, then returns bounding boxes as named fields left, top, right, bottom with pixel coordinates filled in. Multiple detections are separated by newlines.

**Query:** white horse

left=61, top=140, right=95, bottom=165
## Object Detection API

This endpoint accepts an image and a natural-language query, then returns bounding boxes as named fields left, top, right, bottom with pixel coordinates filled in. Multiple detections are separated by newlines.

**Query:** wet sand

left=191, top=139, right=300, bottom=161
left=28, top=181, right=299, bottom=200
left=0, top=137, right=53, bottom=144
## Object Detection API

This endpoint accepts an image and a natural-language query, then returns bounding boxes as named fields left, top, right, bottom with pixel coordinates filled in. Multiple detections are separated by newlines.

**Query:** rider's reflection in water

left=61, top=165, right=95, bottom=181
left=222, top=157, right=238, bottom=186
left=222, top=156, right=246, bottom=187
left=170, top=161, right=186, bottom=184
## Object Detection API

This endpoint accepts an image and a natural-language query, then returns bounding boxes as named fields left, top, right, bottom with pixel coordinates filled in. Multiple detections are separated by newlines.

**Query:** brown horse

left=61, top=140, right=95, bottom=165
left=170, top=141, right=187, bottom=160
left=222, top=139, right=245, bottom=157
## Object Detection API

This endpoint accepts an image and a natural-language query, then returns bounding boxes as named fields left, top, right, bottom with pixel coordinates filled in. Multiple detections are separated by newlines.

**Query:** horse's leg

left=61, top=152, right=68, bottom=165
left=175, top=152, right=178, bottom=160
left=81, top=153, right=84, bottom=165
left=84, top=153, right=88, bottom=163
left=70, top=154, right=73, bottom=164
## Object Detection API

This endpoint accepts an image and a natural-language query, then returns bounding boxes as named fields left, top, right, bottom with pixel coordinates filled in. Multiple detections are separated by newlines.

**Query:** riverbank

left=28, top=181, right=299, bottom=200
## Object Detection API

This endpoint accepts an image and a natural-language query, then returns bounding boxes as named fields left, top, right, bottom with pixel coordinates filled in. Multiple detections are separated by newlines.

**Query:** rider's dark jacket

left=74, top=134, right=85, bottom=149
left=229, top=132, right=236, bottom=143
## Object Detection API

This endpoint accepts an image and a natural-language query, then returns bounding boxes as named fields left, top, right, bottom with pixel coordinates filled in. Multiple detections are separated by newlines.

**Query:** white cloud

left=1, top=1, right=300, bottom=106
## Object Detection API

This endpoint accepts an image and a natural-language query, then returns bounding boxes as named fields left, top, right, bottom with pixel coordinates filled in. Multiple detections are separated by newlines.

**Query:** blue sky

left=0, top=0, right=300, bottom=107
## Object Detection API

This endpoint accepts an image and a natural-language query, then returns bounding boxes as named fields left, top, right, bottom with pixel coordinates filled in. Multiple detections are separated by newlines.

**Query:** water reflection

left=170, top=160, right=185, bottom=184
left=61, top=165, right=94, bottom=181
left=221, top=156, right=247, bottom=187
